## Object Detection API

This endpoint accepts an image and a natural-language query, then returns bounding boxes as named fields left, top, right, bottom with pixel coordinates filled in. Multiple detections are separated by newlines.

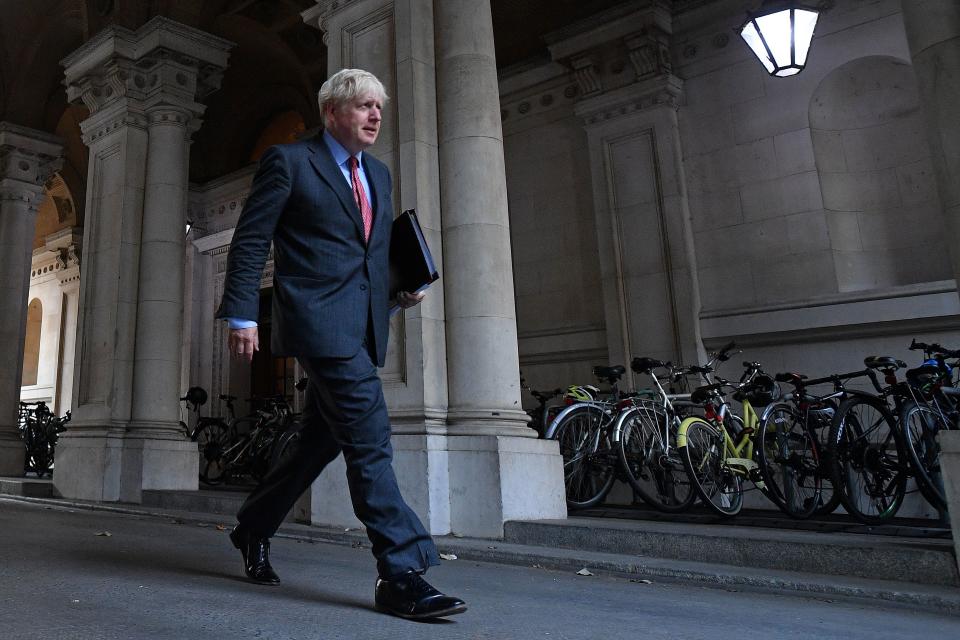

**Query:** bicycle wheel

left=829, top=395, right=907, bottom=524
left=617, top=404, right=695, bottom=512
left=757, top=403, right=821, bottom=519
left=552, top=405, right=615, bottom=509
left=679, top=418, right=743, bottom=517
left=193, top=421, right=230, bottom=485
left=900, top=400, right=953, bottom=511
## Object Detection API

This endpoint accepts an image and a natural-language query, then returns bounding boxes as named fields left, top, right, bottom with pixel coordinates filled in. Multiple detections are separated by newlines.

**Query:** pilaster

left=54, top=17, right=232, bottom=502
left=0, top=123, right=63, bottom=475
left=550, top=2, right=704, bottom=382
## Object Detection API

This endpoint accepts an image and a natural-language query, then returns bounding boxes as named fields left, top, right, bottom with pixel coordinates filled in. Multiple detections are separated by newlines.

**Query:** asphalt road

left=1, top=498, right=957, bottom=640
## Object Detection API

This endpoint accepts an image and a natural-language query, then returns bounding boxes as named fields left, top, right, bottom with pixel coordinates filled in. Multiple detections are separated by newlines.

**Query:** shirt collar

left=322, top=129, right=362, bottom=168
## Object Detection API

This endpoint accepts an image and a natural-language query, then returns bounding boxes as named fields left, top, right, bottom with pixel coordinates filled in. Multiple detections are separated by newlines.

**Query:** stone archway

left=810, top=55, right=949, bottom=292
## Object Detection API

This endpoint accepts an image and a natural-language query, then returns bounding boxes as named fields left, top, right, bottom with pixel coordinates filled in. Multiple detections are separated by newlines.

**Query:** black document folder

left=389, top=209, right=440, bottom=307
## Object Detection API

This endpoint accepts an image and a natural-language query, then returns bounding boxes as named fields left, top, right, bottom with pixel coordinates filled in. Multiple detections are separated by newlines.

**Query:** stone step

left=0, top=476, right=54, bottom=498
left=140, top=488, right=296, bottom=522
left=504, top=517, right=959, bottom=587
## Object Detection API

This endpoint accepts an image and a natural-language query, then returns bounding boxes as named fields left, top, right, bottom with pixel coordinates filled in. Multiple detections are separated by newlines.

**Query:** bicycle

left=180, top=388, right=241, bottom=485
left=18, top=401, right=71, bottom=477
left=612, top=342, right=738, bottom=513
left=544, top=365, right=632, bottom=510
left=897, top=339, right=960, bottom=512
left=826, top=356, right=911, bottom=524
left=520, top=372, right=563, bottom=438
left=676, top=361, right=780, bottom=517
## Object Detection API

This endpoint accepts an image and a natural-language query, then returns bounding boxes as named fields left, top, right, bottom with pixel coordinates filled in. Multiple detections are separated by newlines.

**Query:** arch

left=249, top=110, right=307, bottom=162
left=33, top=172, right=80, bottom=249
left=22, top=299, right=42, bottom=387
left=189, top=13, right=319, bottom=183
left=809, top=55, right=949, bottom=291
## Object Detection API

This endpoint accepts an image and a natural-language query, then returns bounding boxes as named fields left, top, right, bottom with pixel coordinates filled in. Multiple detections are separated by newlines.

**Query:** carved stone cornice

left=0, top=122, right=64, bottom=207
left=574, top=74, right=684, bottom=126
left=547, top=1, right=677, bottom=105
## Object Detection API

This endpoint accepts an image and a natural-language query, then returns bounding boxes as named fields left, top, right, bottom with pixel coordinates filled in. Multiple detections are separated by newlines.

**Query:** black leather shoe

left=375, top=571, right=467, bottom=620
left=230, top=526, right=280, bottom=585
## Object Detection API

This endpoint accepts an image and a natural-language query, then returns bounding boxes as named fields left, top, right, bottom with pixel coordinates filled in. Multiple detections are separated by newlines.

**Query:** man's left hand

left=396, top=291, right=425, bottom=309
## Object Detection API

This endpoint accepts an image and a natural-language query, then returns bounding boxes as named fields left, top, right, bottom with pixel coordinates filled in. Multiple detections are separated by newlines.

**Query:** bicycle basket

left=734, top=374, right=781, bottom=407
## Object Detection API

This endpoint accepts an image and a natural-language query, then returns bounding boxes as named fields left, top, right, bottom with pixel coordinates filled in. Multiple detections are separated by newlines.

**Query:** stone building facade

left=3, top=0, right=959, bottom=531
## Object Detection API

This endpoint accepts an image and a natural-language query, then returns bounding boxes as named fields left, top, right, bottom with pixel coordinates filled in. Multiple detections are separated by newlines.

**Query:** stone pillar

left=434, top=0, right=565, bottom=536
left=304, top=0, right=455, bottom=533
left=900, top=1, right=960, bottom=292
left=51, top=229, right=82, bottom=415
left=0, top=124, right=63, bottom=474
left=548, top=2, right=703, bottom=384
left=304, top=0, right=565, bottom=537
left=54, top=17, right=232, bottom=502
left=940, top=431, right=960, bottom=575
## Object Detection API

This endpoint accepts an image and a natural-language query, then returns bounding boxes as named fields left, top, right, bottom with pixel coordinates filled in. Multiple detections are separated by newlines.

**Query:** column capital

left=63, top=17, right=233, bottom=133
left=0, top=122, right=64, bottom=206
left=301, top=0, right=367, bottom=42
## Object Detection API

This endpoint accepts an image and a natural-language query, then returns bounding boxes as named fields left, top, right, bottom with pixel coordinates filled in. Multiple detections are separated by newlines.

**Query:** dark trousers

left=235, top=344, right=439, bottom=578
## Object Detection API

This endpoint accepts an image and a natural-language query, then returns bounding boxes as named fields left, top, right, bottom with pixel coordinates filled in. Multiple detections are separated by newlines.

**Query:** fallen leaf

left=576, top=568, right=594, bottom=576
left=439, top=553, right=458, bottom=561
left=215, top=524, right=226, bottom=531
left=95, top=531, right=112, bottom=537
left=487, top=546, right=497, bottom=550
left=630, top=579, right=652, bottom=584
left=531, top=564, right=544, bottom=569
left=451, top=533, right=464, bottom=538
left=71, top=600, right=80, bottom=604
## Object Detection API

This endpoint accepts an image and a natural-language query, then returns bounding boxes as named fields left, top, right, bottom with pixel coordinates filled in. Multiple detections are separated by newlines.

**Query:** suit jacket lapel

left=307, top=137, right=365, bottom=240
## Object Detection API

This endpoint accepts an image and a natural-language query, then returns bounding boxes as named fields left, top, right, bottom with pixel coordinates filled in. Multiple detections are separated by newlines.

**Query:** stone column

left=305, top=0, right=455, bottom=533
left=51, top=229, right=82, bottom=415
left=0, top=124, right=62, bottom=474
left=54, top=18, right=231, bottom=502
left=434, top=0, right=565, bottom=536
left=304, top=0, right=565, bottom=537
left=900, top=1, right=960, bottom=292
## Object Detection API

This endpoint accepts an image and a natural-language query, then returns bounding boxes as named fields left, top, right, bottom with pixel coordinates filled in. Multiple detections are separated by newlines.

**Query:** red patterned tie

left=348, top=156, right=373, bottom=243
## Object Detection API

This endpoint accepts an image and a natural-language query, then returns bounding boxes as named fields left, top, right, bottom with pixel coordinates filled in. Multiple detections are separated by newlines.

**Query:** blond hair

left=318, top=69, right=388, bottom=127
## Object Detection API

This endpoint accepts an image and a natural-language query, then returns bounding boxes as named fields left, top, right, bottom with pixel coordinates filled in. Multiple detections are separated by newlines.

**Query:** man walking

left=216, top=68, right=466, bottom=620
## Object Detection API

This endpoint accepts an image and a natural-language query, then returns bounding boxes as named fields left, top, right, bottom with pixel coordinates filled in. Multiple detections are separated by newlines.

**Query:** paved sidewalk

left=1, top=497, right=960, bottom=640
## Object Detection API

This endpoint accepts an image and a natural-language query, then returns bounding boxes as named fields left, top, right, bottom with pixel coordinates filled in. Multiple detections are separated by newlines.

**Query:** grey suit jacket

left=216, top=136, right=393, bottom=366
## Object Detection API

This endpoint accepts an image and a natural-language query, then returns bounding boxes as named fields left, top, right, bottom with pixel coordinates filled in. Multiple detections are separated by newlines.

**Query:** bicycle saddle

left=593, top=365, right=625, bottom=383
left=631, top=357, right=666, bottom=374
left=864, top=356, right=906, bottom=370
left=774, top=372, right=808, bottom=384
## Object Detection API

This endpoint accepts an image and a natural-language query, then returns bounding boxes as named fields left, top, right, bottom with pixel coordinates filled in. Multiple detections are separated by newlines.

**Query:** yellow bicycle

left=676, top=362, right=781, bottom=517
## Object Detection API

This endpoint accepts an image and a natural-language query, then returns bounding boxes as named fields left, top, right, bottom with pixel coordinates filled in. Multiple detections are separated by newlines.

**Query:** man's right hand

left=229, top=327, right=259, bottom=362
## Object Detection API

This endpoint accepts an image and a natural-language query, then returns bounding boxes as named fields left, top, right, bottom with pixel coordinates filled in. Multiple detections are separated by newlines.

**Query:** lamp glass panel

left=740, top=21, right=775, bottom=73
left=755, top=10, right=794, bottom=68
left=775, top=67, right=801, bottom=77
left=793, top=9, right=819, bottom=65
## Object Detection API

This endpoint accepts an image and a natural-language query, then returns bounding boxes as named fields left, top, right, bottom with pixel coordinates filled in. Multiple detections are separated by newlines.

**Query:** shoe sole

left=375, top=603, right=467, bottom=620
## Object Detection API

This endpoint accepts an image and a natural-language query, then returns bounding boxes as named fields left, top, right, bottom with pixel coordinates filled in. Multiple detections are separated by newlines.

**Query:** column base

left=54, top=432, right=198, bottom=503
left=939, top=432, right=960, bottom=577
left=447, top=434, right=566, bottom=538
left=0, top=432, right=26, bottom=476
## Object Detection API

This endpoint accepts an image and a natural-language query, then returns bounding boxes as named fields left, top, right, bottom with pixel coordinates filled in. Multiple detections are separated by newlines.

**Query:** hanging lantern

left=740, top=1, right=820, bottom=77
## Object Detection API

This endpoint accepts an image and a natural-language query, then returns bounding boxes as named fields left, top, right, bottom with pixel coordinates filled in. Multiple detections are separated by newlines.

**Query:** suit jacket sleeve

left=216, top=145, right=291, bottom=322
